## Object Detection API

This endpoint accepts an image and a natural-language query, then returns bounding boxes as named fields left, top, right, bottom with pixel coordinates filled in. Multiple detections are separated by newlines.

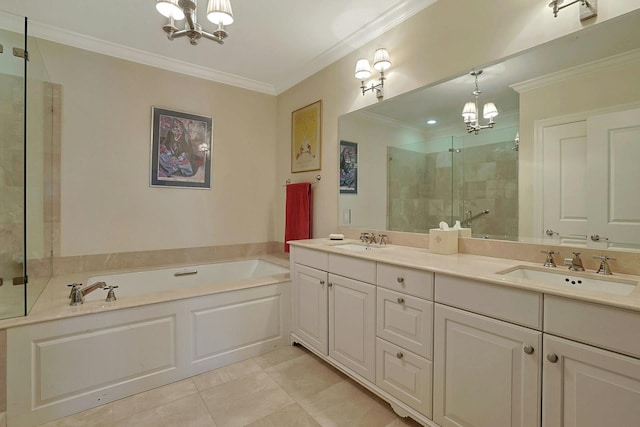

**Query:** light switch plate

left=342, top=209, right=351, bottom=224
left=580, top=0, right=597, bottom=22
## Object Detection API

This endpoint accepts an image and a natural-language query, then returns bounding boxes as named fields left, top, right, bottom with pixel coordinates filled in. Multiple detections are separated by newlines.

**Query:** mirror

left=338, top=9, right=640, bottom=248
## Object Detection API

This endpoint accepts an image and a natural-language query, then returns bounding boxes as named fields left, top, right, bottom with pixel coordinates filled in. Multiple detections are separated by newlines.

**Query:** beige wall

left=274, top=0, right=640, bottom=242
left=38, top=41, right=278, bottom=256
left=518, top=55, right=640, bottom=237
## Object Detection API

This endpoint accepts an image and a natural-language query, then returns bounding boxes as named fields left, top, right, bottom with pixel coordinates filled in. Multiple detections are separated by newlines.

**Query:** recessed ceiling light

left=426, top=119, right=437, bottom=125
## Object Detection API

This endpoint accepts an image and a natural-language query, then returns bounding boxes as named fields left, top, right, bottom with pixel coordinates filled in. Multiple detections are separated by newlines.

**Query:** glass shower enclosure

left=0, top=11, right=54, bottom=319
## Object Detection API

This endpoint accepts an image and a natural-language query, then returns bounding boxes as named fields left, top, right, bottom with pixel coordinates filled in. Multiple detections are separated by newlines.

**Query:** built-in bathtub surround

left=52, top=241, right=284, bottom=275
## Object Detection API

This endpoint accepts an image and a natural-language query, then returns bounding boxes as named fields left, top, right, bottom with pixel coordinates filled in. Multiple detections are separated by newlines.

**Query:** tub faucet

left=67, top=281, right=107, bottom=306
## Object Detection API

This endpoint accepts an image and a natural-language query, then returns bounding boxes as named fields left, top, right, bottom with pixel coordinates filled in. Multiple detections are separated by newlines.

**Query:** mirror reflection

left=338, top=9, right=640, bottom=249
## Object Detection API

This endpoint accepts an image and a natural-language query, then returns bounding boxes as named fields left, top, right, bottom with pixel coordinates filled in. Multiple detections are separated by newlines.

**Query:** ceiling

left=0, top=0, right=439, bottom=95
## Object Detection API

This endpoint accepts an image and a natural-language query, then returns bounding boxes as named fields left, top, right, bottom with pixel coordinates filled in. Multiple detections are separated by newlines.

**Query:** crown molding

left=273, top=0, right=440, bottom=93
left=511, top=48, right=640, bottom=93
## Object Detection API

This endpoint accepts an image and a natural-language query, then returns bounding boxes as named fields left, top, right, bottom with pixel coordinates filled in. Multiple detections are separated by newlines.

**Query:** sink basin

left=498, top=266, right=637, bottom=296
left=333, top=243, right=386, bottom=252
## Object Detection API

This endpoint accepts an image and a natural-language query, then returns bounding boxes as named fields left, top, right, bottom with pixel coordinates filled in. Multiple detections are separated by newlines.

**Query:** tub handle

left=174, top=270, right=198, bottom=277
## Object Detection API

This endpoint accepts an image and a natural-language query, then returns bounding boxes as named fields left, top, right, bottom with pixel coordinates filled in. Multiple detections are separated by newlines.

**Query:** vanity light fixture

left=355, top=48, right=391, bottom=100
left=156, top=0, right=234, bottom=45
left=462, top=70, right=498, bottom=135
left=548, top=0, right=597, bottom=21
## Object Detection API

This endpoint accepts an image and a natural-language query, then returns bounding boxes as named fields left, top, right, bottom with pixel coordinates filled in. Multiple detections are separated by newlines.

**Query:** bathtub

left=84, top=259, right=289, bottom=301
left=7, top=258, right=291, bottom=427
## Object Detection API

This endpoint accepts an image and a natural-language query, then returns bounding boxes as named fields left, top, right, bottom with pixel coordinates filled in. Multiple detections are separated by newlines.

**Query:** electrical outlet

left=342, top=209, right=351, bottom=224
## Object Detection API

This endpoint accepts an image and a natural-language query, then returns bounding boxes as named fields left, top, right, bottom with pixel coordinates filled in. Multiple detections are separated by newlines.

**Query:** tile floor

left=26, top=345, right=423, bottom=427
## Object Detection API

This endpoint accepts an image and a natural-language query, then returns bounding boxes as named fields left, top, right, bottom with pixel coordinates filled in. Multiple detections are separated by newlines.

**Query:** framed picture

left=291, top=100, right=322, bottom=173
left=150, top=107, right=212, bottom=189
left=340, top=140, right=358, bottom=194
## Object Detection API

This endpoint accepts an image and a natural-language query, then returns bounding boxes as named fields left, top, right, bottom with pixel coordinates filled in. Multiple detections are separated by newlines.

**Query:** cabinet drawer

left=293, top=247, right=329, bottom=270
left=377, top=263, right=433, bottom=300
left=376, top=338, right=432, bottom=418
left=377, top=288, right=433, bottom=359
left=544, top=296, right=640, bottom=358
left=435, top=274, right=542, bottom=329
left=329, top=254, right=376, bottom=284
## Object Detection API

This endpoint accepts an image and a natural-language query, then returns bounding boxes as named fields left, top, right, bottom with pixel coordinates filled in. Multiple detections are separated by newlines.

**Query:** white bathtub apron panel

left=7, top=281, right=291, bottom=427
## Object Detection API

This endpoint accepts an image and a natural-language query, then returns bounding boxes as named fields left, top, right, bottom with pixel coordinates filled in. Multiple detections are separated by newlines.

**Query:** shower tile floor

left=25, top=345, right=423, bottom=427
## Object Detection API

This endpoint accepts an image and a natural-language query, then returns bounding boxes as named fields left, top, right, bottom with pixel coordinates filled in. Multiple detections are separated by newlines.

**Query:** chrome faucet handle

left=592, top=255, right=616, bottom=275
left=103, top=285, right=119, bottom=302
left=540, top=250, right=557, bottom=267
left=67, top=283, right=84, bottom=305
left=360, top=232, right=370, bottom=242
left=568, top=252, right=585, bottom=271
left=378, top=234, right=388, bottom=245
left=369, top=232, right=378, bottom=244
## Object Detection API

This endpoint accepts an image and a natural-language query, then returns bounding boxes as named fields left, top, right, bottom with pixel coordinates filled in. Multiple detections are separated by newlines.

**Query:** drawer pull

left=397, top=297, right=405, bottom=304
left=547, top=353, right=559, bottom=363
left=523, top=345, right=534, bottom=355
left=396, top=352, right=404, bottom=359
left=320, top=280, right=325, bottom=285
left=328, top=282, right=333, bottom=287
left=397, top=277, right=405, bottom=284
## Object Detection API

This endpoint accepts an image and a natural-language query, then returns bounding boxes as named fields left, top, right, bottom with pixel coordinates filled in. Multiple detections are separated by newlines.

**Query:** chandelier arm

left=201, top=31, right=224, bottom=44
left=185, top=9, right=196, bottom=31
left=170, top=29, right=189, bottom=39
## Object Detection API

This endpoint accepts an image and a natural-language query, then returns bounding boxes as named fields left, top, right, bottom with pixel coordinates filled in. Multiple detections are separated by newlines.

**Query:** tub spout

left=81, top=281, right=107, bottom=297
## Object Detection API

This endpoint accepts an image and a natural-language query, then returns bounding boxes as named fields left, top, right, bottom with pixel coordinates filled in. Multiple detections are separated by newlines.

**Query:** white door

left=292, top=264, right=328, bottom=355
left=542, top=121, right=588, bottom=246
left=434, top=305, right=542, bottom=427
left=543, top=334, right=640, bottom=427
left=587, top=107, right=640, bottom=250
left=328, top=273, right=376, bottom=382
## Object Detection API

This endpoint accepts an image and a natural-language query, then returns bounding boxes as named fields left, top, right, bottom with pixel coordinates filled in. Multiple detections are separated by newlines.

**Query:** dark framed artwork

left=339, top=140, right=358, bottom=194
left=150, top=107, right=212, bottom=189
left=291, top=100, right=322, bottom=173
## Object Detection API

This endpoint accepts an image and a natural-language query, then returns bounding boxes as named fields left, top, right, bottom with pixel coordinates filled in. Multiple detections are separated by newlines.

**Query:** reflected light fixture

left=156, top=0, right=234, bottom=45
left=355, top=48, right=391, bottom=100
left=462, top=70, right=498, bottom=135
left=548, top=0, right=597, bottom=21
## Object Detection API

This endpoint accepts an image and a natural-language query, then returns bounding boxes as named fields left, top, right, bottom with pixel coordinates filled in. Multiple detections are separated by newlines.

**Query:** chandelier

left=155, top=0, right=234, bottom=45
left=461, top=70, right=498, bottom=135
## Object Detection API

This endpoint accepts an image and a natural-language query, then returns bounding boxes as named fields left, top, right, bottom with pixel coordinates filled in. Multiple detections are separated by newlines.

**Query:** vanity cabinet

left=433, top=274, right=542, bottom=427
left=291, top=247, right=377, bottom=383
left=375, top=264, right=434, bottom=417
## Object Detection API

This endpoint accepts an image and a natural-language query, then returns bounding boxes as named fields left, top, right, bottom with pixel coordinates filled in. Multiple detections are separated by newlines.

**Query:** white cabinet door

left=541, top=121, right=588, bottom=246
left=587, top=107, right=640, bottom=250
left=328, top=273, right=376, bottom=382
left=434, top=304, right=542, bottom=427
left=543, top=334, right=640, bottom=427
left=292, top=263, right=328, bottom=355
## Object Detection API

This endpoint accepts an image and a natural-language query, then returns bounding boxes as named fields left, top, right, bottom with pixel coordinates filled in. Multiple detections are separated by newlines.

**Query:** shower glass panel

left=387, top=136, right=460, bottom=233
left=459, top=126, right=519, bottom=240
left=0, top=13, right=53, bottom=319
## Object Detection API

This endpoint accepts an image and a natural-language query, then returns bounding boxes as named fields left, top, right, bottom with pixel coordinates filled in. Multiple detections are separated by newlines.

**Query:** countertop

left=0, top=254, right=291, bottom=330
left=289, top=239, right=640, bottom=312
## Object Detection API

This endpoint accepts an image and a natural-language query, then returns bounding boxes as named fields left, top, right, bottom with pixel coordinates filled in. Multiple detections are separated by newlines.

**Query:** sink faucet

left=67, top=281, right=107, bottom=306
left=567, top=252, right=585, bottom=271
left=593, top=255, right=616, bottom=275
left=541, top=250, right=557, bottom=267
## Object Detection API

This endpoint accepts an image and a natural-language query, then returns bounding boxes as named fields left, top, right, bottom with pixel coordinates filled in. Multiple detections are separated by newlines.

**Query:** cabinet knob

left=547, top=353, right=559, bottom=363
left=320, top=280, right=325, bottom=285
left=328, top=282, right=333, bottom=287
left=396, top=352, right=404, bottom=359
left=397, top=277, right=405, bottom=285
left=523, top=345, right=534, bottom=355
left=397, top=297, right=405, bottom=304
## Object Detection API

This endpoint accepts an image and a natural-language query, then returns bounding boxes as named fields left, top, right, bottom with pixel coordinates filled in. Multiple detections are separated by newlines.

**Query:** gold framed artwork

left=291, top=100, right=322, bottom=173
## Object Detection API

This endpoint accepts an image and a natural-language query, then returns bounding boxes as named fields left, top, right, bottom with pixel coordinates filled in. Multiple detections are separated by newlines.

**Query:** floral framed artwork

left=291, top=100, right=322, bottom=173
left=339, top=140, right=358, bottom=194
left=150, top=107, right=212, bottom=189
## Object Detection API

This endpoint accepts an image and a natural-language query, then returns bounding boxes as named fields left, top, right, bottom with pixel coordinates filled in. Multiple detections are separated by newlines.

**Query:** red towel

left=284, top=182, right=312, bottom=253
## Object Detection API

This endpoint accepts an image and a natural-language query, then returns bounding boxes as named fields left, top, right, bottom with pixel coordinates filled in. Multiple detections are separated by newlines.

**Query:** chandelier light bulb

left=207, top=0, right=234, bottom=26
left=156, top=0, right=185, bottom=20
